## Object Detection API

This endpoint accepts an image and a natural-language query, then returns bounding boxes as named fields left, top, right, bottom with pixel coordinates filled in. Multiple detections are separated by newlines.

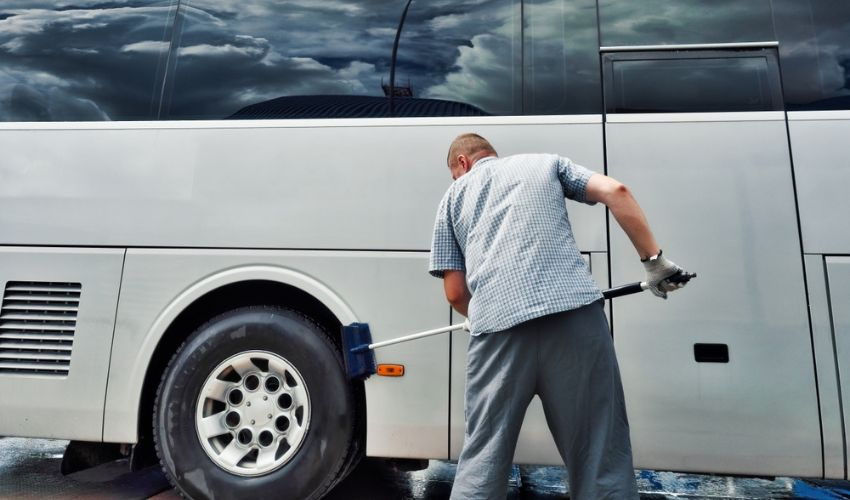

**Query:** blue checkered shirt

left=429, top=154, right=603, bottom=335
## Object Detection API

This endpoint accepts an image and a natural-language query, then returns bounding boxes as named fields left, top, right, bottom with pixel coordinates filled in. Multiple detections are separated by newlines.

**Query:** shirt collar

left=473, top=156, right=497, bottom=167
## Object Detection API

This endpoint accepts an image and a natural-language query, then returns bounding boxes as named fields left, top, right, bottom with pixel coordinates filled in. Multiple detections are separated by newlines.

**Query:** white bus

left=1, top=0, right=849, bottom=498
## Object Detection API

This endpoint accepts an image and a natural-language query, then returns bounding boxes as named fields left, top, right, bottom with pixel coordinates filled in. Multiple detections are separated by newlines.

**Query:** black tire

left=154, top=306, right=356, bottom=500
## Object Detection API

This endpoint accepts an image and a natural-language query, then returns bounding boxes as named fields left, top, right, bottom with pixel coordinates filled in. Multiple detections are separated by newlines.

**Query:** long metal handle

left=363, top=276, right=692, bottom=352
left=363, top=322, right=467, bottom=352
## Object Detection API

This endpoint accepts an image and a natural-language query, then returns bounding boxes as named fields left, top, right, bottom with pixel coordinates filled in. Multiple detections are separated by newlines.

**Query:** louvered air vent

left=0, top=281, right=81, bottom=376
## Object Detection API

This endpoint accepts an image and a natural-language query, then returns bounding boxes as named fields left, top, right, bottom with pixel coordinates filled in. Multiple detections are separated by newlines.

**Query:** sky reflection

left=0, top=0, right=846, bottom=121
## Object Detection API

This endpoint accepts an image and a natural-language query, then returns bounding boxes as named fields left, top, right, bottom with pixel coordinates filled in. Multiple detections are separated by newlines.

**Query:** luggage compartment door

left=603, top=47, right=821, bottom=477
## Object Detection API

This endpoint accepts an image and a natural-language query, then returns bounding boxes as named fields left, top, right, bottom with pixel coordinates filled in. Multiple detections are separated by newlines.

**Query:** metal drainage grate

left=0, top=281, right=81, bottom=376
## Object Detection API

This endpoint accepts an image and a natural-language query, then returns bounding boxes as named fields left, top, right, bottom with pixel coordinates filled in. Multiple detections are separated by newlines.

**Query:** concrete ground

left=1, top=437, right=849, bottom=499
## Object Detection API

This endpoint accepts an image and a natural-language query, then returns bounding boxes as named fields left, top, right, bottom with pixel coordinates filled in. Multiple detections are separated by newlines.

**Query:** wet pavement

left=2, top=437, right=850, bottom=499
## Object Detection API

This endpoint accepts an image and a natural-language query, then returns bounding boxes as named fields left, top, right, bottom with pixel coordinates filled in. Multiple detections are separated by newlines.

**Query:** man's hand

left=642, top=251, right=688, bottom=299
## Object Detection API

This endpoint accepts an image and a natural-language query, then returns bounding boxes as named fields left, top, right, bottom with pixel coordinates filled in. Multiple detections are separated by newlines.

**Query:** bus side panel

left=826, top=257, right=850, bottom=478
left=607, top=115, right=821, bottom=477
left=788, top=112, right=850, bottom=254
left=805, top=254, right=845, bottom=479
left=0, top=247, right=123, bottom=441
left=0, top=119, right=605, bottom=253
left=103, top=249, right=450, bottom=458
left=789, top=112, right=850, bottom=479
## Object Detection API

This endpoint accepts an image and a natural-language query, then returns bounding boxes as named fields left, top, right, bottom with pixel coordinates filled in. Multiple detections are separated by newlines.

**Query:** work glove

left=642, top=250, right=687, bottom=299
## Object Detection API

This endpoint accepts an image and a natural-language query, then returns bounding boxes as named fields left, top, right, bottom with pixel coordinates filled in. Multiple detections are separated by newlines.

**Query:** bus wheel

left=154, top=306, right=356, bottom=500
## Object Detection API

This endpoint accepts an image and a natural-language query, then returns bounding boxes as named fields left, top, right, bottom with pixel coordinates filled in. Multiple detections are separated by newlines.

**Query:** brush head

left=341, top=322, right=377, bottom=380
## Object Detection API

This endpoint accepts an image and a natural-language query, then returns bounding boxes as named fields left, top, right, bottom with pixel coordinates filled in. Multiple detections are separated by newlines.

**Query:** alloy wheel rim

left=194, top=350, right=311, bottom=476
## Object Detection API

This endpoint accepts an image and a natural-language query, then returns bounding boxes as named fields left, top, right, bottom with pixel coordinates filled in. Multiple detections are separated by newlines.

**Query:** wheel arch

left=126, top=265, right=363, bottom=468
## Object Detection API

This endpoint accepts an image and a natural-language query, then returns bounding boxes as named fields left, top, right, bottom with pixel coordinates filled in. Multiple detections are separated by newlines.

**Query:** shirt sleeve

left=557, top=156, right=598, bottom=205
left=428, top=190, right=465, bottom=278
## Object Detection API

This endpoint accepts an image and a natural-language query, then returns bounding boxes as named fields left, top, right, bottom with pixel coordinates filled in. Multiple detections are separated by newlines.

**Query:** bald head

left=446, top=133, right=497, bottom=180
left=447, top=133, right=497, bottom=168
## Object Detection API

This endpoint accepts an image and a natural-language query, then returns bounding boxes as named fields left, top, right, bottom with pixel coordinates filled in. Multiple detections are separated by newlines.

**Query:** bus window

left=522, top=0, right=601, bottom=115
left=773, top=0, right=850, bottom=111
left=0, top=1, right=175, bottom=122
left=598, top=0, right=774, bottom=47
left=163, top=0, right=521, bottom=120
left=602, top=50, right=784, bottom=113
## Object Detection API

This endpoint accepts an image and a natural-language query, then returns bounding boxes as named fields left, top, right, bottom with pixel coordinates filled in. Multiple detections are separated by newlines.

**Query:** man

left=429, top=133, right=690, bottom=499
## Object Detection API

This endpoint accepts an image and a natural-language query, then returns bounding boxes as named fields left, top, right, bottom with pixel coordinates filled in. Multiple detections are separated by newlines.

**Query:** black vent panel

left=0, top=281, right=81, bottom=376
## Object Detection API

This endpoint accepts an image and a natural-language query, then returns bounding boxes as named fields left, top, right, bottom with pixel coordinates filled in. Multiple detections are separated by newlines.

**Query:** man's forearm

left=606, top=185, right=660, bottom=260
left=585, top=174, right=660, bottom=260
left=449, top=296, right=470, bottom=317
left=443, top=269, right=471, bottom=317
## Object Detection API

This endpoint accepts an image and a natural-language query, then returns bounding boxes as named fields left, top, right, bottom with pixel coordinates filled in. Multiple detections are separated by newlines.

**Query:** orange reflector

left=376, top=364, right=405, bottom=377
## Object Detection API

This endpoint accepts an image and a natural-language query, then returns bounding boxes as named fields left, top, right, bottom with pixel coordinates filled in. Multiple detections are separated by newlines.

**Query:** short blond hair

left=447, top=133, right=497, bottom=168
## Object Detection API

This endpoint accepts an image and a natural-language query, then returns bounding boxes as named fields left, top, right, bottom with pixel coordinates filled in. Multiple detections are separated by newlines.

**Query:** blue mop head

left=341, top=322, right=377, bottom=380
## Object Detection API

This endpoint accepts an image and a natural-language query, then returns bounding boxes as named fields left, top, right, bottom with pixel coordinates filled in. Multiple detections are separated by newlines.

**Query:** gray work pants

left=450, top=301, right=639, bottom=500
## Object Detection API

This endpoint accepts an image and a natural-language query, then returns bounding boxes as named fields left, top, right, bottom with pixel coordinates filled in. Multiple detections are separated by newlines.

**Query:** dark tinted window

left=773, top=0, right=850, bottom=111
left=0, top=1, right=175, bottom=121
left=603, top=50, right=783, bottom=113
left=523, top=0, right=601, bottom=114
left=598, top=0, right=774, bottom=47
left=165, top=0, right=521, bottom=120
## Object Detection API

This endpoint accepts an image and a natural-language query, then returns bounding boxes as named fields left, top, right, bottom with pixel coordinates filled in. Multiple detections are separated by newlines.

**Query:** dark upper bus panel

left=163, top=0, right=601, bottom=120
left=772, top=0, right=850, bottom=111
left=598, top=0, right=850, bottom=112
left=603, top=50, right=784, bottom=114
left=523, top=0, right=601, bottom=115
left=0, top=0, right=176, bottom=122
left=598, top=0, right=775, bottom=47
left=10, top=0, right=846, bottom=120
left=163, top=0, right=520, bottom=120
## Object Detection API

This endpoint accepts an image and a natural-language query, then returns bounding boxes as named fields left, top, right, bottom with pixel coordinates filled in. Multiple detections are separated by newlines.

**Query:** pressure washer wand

left=342, top=271, right=696, bottom=380
left=351, top=280, right=660, bottom=353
